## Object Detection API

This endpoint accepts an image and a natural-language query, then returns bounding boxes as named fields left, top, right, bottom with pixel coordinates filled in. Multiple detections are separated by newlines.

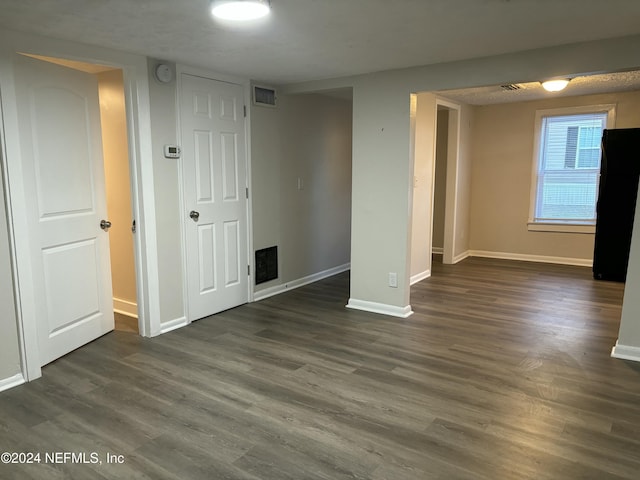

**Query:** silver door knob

left=100, top=220, right=112, bottom=231
left=189, top=210, right=200, bottom=222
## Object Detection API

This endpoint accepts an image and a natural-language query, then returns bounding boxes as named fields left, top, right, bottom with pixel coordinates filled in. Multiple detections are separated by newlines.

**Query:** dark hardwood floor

left=1, top=257, right=639, bottom=479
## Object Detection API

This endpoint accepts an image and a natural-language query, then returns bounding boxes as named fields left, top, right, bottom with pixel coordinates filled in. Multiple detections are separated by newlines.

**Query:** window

left=529, top=105, right=615, bottom=233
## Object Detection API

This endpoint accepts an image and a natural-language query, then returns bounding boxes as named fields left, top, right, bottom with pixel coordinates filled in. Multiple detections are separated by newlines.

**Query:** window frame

left=528, top=104, right=616, bottom=234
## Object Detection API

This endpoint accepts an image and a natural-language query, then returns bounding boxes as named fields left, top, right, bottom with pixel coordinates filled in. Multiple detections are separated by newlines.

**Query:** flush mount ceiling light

left=211, top=0, right=271, bottom=21
left=541, top=78, right=570, bottom=92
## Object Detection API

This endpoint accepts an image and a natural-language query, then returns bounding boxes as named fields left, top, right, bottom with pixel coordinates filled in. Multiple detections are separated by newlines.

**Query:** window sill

left=528, top=222, right=595, bottom=234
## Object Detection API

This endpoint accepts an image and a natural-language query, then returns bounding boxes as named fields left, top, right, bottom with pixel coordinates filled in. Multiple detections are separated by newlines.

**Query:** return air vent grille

left=253, top=85, right=277, bottom=107
left=255, top=246, right=278, bottom=284
left=500, top=84, right=522, bottom=91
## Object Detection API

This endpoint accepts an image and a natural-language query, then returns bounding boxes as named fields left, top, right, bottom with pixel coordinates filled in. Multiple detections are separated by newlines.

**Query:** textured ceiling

left=438, top=70, right=640, bottom=105
left=1, top=1, right=640, bottom=85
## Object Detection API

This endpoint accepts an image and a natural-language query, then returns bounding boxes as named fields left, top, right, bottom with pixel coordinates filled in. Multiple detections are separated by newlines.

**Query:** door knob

left=189, top=210, right=200, bottom=222
left=100, top=220, right=112, bottom=231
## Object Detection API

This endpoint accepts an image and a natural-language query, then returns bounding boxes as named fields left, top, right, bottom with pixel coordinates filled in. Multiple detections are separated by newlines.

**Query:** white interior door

left=14, top=54, right=114, bottom=366
left=181, top=74, right=248, bottom=321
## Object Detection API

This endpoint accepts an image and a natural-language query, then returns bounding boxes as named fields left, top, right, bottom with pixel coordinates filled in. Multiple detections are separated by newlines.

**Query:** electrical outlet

left=388, top=272, right=398, bottom=288
left=297, top=177, right=304, bottom=190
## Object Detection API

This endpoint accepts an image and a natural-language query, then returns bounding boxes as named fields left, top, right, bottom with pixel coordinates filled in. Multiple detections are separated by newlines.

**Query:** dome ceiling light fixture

left=210, top=0, right=271, bottom=21
left=541, top=78, right=571, bottom=92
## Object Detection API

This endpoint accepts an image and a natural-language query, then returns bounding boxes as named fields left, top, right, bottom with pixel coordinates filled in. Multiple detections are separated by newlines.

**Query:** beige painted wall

left=0, top=163, right=21, bottom=381
left=432, top=109, right=448, bottom=249
left=411, top=92, right=436, bottom=279
left=251, top=93, right=352, bottom=291
left=98, top=70, right=137, bottom=309
left=469, top=90, right=640, bottom=260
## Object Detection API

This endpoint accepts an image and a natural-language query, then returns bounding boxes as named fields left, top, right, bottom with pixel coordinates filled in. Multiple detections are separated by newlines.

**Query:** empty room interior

left=1, top=1, right=640, bottom=478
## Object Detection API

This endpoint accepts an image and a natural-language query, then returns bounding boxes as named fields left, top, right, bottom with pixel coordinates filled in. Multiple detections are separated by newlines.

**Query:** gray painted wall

left=251, top=93, right=353, bottom=291
left=146, top=59, right=185, bottom=326
left=286, top=34, right=640, bottom=329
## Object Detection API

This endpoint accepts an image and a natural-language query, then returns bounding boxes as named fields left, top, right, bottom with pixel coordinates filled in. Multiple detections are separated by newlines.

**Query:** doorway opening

left=432, top=106, right=449, bottom=266
left=25, top=54, right=140, bottom=335
left=433, top=99, right=461, bottom=267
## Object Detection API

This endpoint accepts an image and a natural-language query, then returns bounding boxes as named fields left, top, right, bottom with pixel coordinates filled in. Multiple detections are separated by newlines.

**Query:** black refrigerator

left=593, top=128, right=640, bottom=281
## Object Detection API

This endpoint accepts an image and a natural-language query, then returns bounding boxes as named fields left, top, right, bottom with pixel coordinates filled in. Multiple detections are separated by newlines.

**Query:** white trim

left=160, top=316, right=188, bottom=334
left=346, top=298, right=413, bottom=318
left=174, top=64, right=191, bottom=325
left=113, top=298, right=138, bottom=318
left=468, top=250, right=592, bottom=267
left=253, top=263, right=350, bottom=302
left=432, top=246, right=444, bottom=255
left=452, top=250, right=470, bottom=264
left=243, top=83, right=255, bottom=303
left=435, top=98, right=462, bottom=266
left=611, top=341, right=640, bottom=363
left=175, top=64, right=252, bottom=322
left=528, top=104, right=616, bottom=227
left=0, top=373, right=25, bottom=392
left=122, top=60, right=159, bottom=338
left=0, top=39, right=42, bottom=380
left=411, top=270, right=431, bottom=285
left=0, top=72, right=36, bottom=382
left=0, top=29, right=160, bottom=383
left=528, top=222, right=595, bottom=234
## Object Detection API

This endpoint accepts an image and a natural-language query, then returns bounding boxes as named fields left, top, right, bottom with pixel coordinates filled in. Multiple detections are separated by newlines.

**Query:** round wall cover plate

left=155, top=63, right=172, bottom=83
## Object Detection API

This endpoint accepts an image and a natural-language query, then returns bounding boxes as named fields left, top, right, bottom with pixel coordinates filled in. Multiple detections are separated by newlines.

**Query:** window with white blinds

left=529, top=105, right=615, bottom=231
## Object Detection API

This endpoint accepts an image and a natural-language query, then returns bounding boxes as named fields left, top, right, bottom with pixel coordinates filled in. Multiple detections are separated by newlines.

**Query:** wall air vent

left=255, top=246, right=278, bottom=284
left=253, top=85, right=277, bottom=107
left=500, top=84, right=522, bottom=91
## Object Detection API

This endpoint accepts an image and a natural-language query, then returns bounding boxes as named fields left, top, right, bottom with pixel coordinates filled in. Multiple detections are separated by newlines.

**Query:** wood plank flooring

left=1, top=257, right=639, bottom=479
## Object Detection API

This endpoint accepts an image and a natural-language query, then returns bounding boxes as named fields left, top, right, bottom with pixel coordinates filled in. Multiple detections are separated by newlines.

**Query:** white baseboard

left=410, top=270, right=431, bottom=285
left=0, top=373, right=25, bottom=393
left=432, top=247, right=444, bottom=255
left=113, top=297, right=138, bottom=318
left=346, top=298, right=413, bottom=318
left=468, top=250, right=592, bottom=267
left=253, top=263, right=350, bottom=302
left=160, top=316, right=188, bottom=334
left=611, top=341, right=640, bottom=362
left=452, top=250, right=470, bottom=264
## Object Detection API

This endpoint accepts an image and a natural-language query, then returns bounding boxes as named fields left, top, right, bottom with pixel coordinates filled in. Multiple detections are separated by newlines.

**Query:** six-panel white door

left=181, top=74, right=248, bottom=321
left=14, top=54, right=114, bottom=366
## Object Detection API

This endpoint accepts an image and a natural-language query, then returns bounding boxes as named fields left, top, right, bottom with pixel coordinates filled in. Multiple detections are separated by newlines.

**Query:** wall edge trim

left=0, top=373, right=25, bottom=393
left=346, top=299, right=413, bottom=318
left=468, top=250, right=592, bottom=267
left=113, top=297, right=138, bottom=318
left=452, top=250, right=470, bottom=264
left=253, top=263, right=350, bottom=302
left=410, top=270, right=431, bottom=285
left=611, top=341, right=640, bottom=363
left=159, top=316, right=188, bottom=335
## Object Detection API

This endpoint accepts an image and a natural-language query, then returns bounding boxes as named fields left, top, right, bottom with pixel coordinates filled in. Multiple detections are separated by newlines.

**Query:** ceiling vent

left=253, top=85, right=277, bottom=107
left=500, top=84, right=522, bottom=91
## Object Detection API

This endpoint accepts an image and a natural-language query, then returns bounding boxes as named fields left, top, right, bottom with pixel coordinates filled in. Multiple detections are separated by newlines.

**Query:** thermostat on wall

left=164, top=144, right=181, bottom=158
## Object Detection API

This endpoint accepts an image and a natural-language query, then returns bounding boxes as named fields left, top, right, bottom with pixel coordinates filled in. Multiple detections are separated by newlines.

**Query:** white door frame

left=175, top=64, right=254, bottom=324
left=433, top=97, right=461, bottom=265
left=0, top=29, right=161, bottom=381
